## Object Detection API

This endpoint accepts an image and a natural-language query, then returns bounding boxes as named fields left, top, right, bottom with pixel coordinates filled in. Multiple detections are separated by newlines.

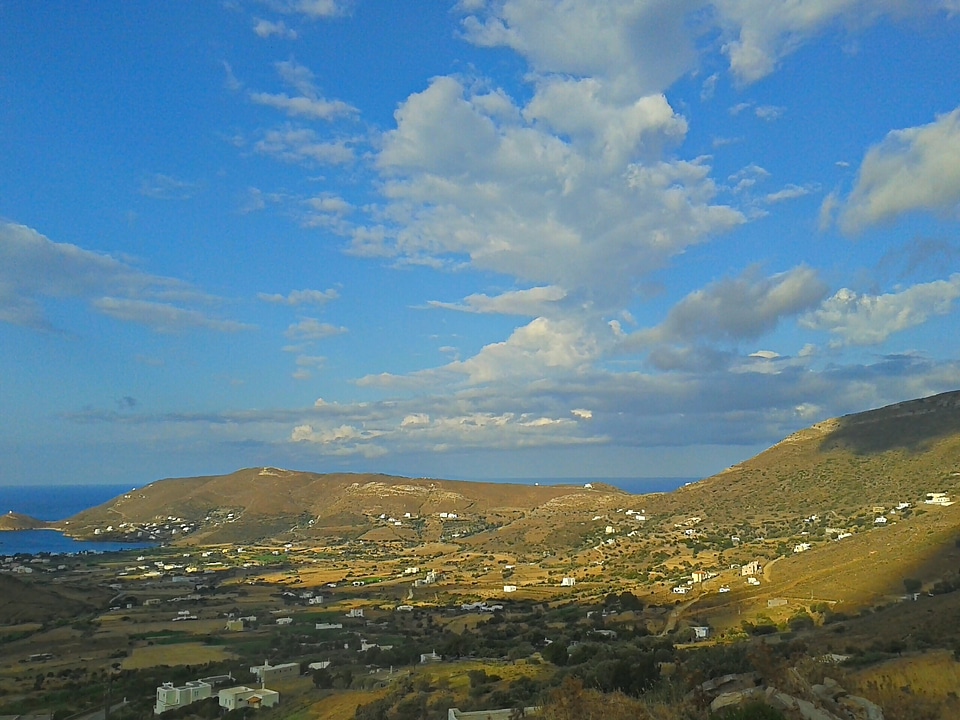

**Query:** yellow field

left=121, top=642, right=235, bottom=669
left=847, top=650, right=960, bottom=720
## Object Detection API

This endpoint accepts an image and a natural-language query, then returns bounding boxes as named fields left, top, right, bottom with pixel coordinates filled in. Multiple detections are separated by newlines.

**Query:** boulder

left=795, top=697, right=842, bottom=720
left=709, top=688, right=762, bottom=713
left=838, top=694, right=885, bottom=720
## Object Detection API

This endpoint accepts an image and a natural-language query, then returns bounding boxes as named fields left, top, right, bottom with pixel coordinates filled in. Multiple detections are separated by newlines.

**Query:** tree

left=312, top=668, right=333, bottom=689
left=541, top=641, right=569, bottom=666
left=903, top=578, right=922, bottom=594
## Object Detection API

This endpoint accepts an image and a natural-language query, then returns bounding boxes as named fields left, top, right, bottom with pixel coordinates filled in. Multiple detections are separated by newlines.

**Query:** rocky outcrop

left=696, top=671, right=884, bottom=720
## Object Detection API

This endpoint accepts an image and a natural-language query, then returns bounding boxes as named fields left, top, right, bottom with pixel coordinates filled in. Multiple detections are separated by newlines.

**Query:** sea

left=0, top=477, right=697, bottom=557
left=0, top=483, right=157, bottom=557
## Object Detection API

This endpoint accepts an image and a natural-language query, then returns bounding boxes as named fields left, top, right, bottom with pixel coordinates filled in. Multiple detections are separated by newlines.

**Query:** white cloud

left=305, top=194, right=352, bottom=214
left=139, top=173, right=202, bottom=200
left=631, top=265, right=829, bottom=346
left=764, top=183, right=819, bottom=204
left=92, top=298, right=254, bottom=333
left=459, top=0, right=702, bottom=100
left=800, top=274, right=960, bottom=345
left=253, top=18, right=298, bottom=38
left=258, top=288, right=339, bottom=305
left=254, top=126, right=354, bottom=165
left=358, top=75, right=742, bottom=301
left=401, top=413, right=430, bottom=427
left=250, top=60, right=356, bottom=120
left=754, top=104, right=785, bottom=121
left=266, top=0, right=345, bottom=19
left=251, top=92, right=355, bottom=120
left=428, top=286, right=566, bottom=316
left=715, top=0, right=897, bottom=83
left=839, top=107, right=960, bottom=232
left=450, top=316, right=605, bottom=384
left=0, top=222, right=245, bottom=332
left=285, top=318, right=347, bottom=341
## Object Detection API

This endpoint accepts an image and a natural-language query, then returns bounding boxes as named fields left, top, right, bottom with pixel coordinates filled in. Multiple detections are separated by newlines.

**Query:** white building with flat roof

left=154, top=680, right=211, bottom=714
left=218, top=686, right=279, bottom=711
left=249, top=661, right=299, bottom=684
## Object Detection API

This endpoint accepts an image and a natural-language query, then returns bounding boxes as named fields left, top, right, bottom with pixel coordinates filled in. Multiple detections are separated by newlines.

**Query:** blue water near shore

left=0, top=484, right=155, bottom=557
left=0, top=477, right=696, bottom=556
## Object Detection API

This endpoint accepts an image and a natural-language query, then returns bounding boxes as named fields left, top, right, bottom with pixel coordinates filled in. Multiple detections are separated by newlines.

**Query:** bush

left=714, top=701, right=786, bottom=719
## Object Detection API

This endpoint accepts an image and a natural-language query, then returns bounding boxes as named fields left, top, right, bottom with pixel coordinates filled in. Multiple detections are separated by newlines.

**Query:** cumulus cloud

left=839, top=107, right=960, bottom=232
left=764, top=183, right=819, bottom=204
left=258, top=288, right=339, bottom=305
left=285, top=318, right=347, bottom=341
left=800, top=274, right=960, bottom=345
left=0, top=222, right=247, bottom=332
left=250, top=60, right=357, bottom=121
left=254, top=126, right=354, bottom=165
left=459, top=1, right=959, bottom=90
left=250, top=92, right=355, bottom=121
left=459, top=0, right=701, bottom=100
left=428, top=286, right=566, bottom=315
left=631, top=265, right=829, bottom=346
left=93, top=298, right=253, bottom=333
left=448, top=316, right=605, bottom=384
left=716, top=0, right=901, bottom=83
left=253, top=18, right=298, bottom=38
left=356, top=75, right=742, bottom=301
left=139, top=173, right=202, bottom=200
left=265, top=0, right=346, bottom=19
left=292, top=407, right=594, bottom=457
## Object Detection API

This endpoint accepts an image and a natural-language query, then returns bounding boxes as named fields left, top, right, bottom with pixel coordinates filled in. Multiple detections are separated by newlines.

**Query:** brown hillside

left=0, top=512, right=51, bottom=531
left=62, top=468, right=629, bottom=546
left=0, top=574, right=104, bottom=624
left=648, top=389, right=960, bottom=523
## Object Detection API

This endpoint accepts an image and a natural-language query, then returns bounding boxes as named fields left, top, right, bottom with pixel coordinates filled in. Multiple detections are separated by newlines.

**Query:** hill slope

left=0, top=511, right=51, bottom=531
left=61, top=469, right=630, bottom=547
left=650, top=389, right=960, bottom=523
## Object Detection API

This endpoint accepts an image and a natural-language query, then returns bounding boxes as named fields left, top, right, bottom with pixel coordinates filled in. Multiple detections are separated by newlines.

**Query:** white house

left=692, top=626, right=710, bottom=640
left=315, top=622, right=343, bottom=630
left=672, top=586, right=690, bottom=595
left=346, top=608, right=364, bottom=618
left=793, top=543, right=811, bottom=553
left=420, top=650, right=442, bottom=663
left=218, top=687, right=279, bottom=711
left=503, top=585, right=518, bottom=593
left=249, top=661, right=299, bottom=685
left=741, top=561, right=762, bottom=577
left=874, top=516, right=888, bottom=524
left=276, top=617, right=293, bottom=625
left=307, top=661, right=331, bottom=671
left=155, top=680, right=211, bottom=715
left=925, top=493, right=954, bottom=506
left=560, top=577, right=576, bottom=587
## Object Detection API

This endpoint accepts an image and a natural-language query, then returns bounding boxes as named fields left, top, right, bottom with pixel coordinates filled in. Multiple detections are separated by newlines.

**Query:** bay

left=0, top=484, right=155, bottom=557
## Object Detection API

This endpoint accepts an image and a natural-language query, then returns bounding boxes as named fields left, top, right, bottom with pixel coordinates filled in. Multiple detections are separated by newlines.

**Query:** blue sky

left=3, top=1, right=960, bottom=486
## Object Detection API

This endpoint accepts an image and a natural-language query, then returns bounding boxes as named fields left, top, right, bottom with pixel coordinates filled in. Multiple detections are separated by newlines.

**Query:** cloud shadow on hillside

left=818, top=390, right=960, bottom=455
